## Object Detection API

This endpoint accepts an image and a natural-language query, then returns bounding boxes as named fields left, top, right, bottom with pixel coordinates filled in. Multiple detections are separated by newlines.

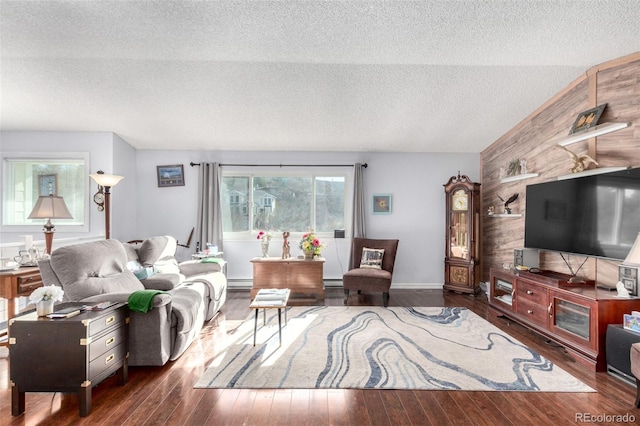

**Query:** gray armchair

left=343, top=238, right=399, bottom=307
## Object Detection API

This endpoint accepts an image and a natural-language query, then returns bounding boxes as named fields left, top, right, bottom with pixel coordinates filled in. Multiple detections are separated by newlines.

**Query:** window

left=221, top=171, right=348, bottom=237
left=2, top=153, right=88, bottom=231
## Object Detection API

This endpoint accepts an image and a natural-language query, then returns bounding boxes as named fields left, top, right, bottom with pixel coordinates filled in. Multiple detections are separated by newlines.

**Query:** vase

left=303, top=249, right=315, bottom=260
left=36, top=299, right=54, bottom=317
left=261, top=240, right=270, bottom=258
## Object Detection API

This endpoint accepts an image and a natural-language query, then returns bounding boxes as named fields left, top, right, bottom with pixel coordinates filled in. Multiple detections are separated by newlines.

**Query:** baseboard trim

left=227, top=280, right=444, bottom=290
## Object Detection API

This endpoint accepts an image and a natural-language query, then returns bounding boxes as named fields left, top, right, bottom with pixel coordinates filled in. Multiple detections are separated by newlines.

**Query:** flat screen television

left=524, top=167, right=640, bottom=261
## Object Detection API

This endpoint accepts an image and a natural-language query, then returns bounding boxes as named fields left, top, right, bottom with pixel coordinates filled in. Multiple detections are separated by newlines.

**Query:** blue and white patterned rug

left=195, top=306, right=594, bottom=391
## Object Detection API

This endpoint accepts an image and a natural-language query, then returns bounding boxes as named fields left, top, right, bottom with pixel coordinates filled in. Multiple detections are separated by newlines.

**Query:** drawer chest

left=250, top=257, right=325, bottom=304
left=0, top=267, right=43, bottom=346
left=9, top=302, right=129, bottom=417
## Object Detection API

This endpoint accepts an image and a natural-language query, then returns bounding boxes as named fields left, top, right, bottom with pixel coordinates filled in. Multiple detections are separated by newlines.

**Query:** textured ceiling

left=1, top=1, right=639, bottom=153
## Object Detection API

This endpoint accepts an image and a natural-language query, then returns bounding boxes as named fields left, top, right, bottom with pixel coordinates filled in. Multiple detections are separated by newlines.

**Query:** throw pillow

left=360, top=247, right=384, bottom=269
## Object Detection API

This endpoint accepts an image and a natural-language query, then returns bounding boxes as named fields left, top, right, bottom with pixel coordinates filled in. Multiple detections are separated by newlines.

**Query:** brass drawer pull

left=527, top=309, right=533, bottom=314
left=105, top=353, right=114, bottom=364
left=105, top=336, right=115, bottom=346
left=526, top=290, right=533, bottom=295
left=105, top=316, right=115, bottom=325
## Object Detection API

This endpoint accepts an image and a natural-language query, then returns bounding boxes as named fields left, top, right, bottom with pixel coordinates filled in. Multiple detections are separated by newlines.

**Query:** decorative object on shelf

left=556, top=145, right=599, bottom=173
left=27, top=191, right=73, bottom=255
left=299, top=231, right=324, bottom=260
left=281, top=231, right=291, bottom=259
left=29, top=285, right=64, bottom=316
left=156, top=164, right=185, bottom=187
left=497, top=193, right=518, bottom=214
left=257, top=230, right=273, bottom=258
left=507, top=159, right=520, bottom=176
left=519, top=159, right=528, bottom=174
left=487, top=206, right=495, bottom=215
left=372, top=194, right=392, bottom=214
left=616, top=282, right=631, bottom=298
left=569, top=103, right=606, bottom=134
left=90, top=171, right=124, bottom=240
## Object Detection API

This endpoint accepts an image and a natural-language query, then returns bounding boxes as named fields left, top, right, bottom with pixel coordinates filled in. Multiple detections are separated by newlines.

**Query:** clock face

left=93, top=191, right=105, bottom=205
left=452, top=190, right=468, bottom=211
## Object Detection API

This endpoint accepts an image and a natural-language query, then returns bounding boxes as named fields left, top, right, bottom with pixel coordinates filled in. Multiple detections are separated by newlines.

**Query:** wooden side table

left=0, top=267, right=43, bottom=345
left=250, top=257, right=325, bottom=304
left=9, top=302, right=129, bottom=417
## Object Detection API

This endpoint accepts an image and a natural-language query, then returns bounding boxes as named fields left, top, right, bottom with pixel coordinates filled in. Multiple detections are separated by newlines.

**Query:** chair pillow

left=360, top=247, right=384, bottom=269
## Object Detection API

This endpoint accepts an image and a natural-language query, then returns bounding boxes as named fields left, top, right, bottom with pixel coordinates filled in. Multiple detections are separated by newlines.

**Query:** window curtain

left=196, top=162, right=223, bottom=251
left=349, top=162, right=366, bottom=268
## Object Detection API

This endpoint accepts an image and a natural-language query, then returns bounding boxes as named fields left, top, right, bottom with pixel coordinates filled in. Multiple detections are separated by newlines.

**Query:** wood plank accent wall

left=480, top=52, right=640, bottom=286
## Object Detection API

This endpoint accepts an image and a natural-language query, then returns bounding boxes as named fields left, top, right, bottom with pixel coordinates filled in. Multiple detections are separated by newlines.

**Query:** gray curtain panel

left=352, top=162, right=366, bottom=239
left=196, top=162, right=223, bottom=252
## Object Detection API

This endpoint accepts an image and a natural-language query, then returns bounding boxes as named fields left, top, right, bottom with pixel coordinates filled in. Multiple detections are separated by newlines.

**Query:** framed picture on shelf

left=39, top=174, right=57, bottom=195
left=157, top=164, right=185, bottom=187
left=372, top=194, right=392, bottom=215
left=569, top=103, right=607, bottom=134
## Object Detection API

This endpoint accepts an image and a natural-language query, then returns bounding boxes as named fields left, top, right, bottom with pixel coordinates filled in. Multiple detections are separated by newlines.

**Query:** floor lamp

left=27, top=194, right=73, bottom=255
left=89, top=171, right=124, bottom=240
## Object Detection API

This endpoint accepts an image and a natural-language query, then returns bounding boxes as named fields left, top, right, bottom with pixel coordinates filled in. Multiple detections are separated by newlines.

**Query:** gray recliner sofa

left=38, top=236, right=227, bottom=366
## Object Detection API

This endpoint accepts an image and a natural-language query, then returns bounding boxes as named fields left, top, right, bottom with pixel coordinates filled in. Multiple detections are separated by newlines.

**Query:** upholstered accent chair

left=343, top=238, right=399, bottom=307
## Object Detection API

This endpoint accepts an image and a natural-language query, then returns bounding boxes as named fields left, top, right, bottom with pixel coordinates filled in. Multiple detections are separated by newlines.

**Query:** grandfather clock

left=443, top=172, right=481, bottom=295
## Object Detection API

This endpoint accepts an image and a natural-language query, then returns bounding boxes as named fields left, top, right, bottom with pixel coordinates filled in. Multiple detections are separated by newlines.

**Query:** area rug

left=195, top=306, right=594, bottom=392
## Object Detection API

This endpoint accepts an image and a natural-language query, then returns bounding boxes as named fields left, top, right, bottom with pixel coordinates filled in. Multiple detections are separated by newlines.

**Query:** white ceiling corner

left=1, top=1, right=638, bottom=153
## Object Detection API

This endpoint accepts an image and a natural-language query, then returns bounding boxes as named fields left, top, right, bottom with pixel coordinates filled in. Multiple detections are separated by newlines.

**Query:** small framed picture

left=157, top=164, right=185, bottom=187
left=569, top=103, right=607, bottom=134
left=372, top=194, right=392, bottom=215
left=39, top=174, right=57, bottom=195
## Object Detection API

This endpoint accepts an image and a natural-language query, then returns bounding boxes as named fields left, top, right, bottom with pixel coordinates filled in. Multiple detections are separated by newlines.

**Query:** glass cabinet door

left=551, top=296, right=591, bottom=341
left=449, top=189, right=469, bottom=259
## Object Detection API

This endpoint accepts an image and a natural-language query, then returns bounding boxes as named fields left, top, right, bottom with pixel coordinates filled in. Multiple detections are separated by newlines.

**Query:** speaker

left=606, top=324, right=640, bottom=386
left=514, top=248, right=539, bottom=269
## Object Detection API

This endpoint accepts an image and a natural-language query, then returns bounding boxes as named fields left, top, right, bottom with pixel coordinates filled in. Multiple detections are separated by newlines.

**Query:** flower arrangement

left=299, top=231, right=324, bottom=256
left=29, top=285, right=64, bottom=304
left=256, top=230, right=274, bottom=241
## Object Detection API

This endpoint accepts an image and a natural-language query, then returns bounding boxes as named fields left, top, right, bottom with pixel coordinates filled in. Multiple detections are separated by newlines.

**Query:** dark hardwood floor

left=1, top=288, right=639, bottom=425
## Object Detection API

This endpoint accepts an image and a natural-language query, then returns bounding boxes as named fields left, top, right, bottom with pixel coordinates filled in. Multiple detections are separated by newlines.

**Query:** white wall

left=0, top=131, right=480, bottom=287
left=0, top=131, right=135, bottom=250
left=134, top=150, right=480, bottom=286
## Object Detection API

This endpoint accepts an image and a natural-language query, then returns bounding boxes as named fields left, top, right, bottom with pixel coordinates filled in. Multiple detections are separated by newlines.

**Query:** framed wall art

left=569, top=103, right=607, bottom=134
left=157, top=164, right=185, bottom=187
left=39, top=174, right=57, bottom=195
left=372, top=194, right=392, bottom=215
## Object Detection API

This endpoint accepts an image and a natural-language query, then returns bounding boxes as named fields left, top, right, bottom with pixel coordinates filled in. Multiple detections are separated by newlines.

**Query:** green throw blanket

left=128, top=290, right=167, bottom=313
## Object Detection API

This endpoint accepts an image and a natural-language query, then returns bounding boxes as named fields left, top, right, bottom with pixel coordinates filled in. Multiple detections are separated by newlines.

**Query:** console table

left=9, top=302, right=129, bottom=417
left=0, top=267, right=43, bottom=346
left=250, top=257, right=325, bottom=304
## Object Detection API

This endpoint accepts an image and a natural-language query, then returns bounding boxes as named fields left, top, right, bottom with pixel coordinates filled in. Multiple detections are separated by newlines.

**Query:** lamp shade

left=27, top=194, right=73, bottom=220
left=89, top=172, right=124, bottom=188
left=624, top=232, right=640, bottom=267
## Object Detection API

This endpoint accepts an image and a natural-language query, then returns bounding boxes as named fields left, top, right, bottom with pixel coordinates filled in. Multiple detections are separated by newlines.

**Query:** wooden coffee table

left=250, top=288, right=290, bottom=347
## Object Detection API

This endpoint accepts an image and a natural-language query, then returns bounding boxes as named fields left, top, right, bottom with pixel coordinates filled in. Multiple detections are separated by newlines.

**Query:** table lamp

left=89, top=171, right=124, bottom=240
left=27, top=194, right=73, bottom=254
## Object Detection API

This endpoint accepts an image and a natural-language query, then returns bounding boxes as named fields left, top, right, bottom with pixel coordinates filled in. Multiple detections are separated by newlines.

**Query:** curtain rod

left=190, top=162, right=367, bottom=168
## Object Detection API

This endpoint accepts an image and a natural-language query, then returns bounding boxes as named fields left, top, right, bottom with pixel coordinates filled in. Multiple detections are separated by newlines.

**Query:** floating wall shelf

left=555, top=122, right=630, bottom=146
left=488, top=214, right=523, bottom=218
left=500, top=173, right=539, bottom=183
left=557, top=166, right=630, bottom=181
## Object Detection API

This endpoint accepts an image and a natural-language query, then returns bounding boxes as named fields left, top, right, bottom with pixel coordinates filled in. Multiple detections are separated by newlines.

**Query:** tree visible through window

left=221, top=174, right=346, bottom=235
